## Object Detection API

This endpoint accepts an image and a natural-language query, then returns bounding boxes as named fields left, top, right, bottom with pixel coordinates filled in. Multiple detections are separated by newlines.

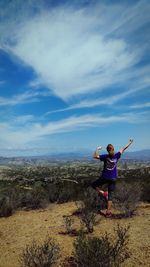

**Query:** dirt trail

left=0, top=202, right=150, bottom=267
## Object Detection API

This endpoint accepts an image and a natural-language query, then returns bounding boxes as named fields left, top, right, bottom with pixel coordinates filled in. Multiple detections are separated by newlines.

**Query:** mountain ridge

left=0, top=149, right=150, bottom=161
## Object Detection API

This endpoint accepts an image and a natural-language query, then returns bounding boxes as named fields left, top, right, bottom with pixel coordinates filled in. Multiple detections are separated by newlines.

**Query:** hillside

left=0, top=202, right=150, bottom=267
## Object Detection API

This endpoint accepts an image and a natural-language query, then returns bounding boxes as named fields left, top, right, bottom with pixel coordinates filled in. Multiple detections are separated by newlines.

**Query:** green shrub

left=7, top=187, right=25, bottom=209
left=20, top=237, right=60, bottom=267
left=57, top=186, right=72, bottom=204
left=141, top=177, right=150, bottom=202
left=0, top=196, right=13, bottom=217
left=73, top=224, right=130, bottom=267
left=20, top=185, right=48, bottom=209
left=47, top=180, right=81, bottom=204
left=47, top=183, right=60, bottom=203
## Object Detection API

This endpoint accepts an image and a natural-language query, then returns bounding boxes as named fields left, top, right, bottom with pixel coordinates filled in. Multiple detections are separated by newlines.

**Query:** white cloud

left=1, top=2, right=148, bottom=101
left=13, top=115, right=35, bottom=124
left=0, top=89, right=51, bottom=106
left=45, top=83, right=149, bottom=115
left=130, top=102, right=150, bottom=109
left=0, top=1, right=149, bottom=154
left=102, top=0, right=150, bottom=37
left=0, top=111, right=148, bottom=148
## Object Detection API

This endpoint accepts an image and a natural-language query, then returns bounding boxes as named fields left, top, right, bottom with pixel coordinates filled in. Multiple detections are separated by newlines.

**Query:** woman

left=92, top=139, right=133, bottom=217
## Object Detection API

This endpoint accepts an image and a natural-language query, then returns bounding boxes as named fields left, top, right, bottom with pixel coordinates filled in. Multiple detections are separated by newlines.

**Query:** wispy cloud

left=13, top=115, right=35, bottom=124
left=0, top=111, right=148, bottom=148
left=1, top=1, right=149, bottom=101
left=130, top=102, right=150, bottom=109
left=0, top=1, right=149, bottom=154
left=45, top=83, right=149, bottom=115
left=102, top=0, right=150, bottom=37
left=0, top=89, right=51, bottom=106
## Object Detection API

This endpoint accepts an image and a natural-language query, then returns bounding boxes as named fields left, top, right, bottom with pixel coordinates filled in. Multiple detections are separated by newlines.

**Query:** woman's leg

left=91, top=178, right=109, bottom=214
left=106, top=180, right=116, bottom=214
left=91, top=178, right=106, bottom=196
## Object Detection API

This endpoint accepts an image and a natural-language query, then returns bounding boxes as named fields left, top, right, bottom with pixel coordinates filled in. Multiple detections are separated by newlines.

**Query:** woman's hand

left=97, top=146, right=102, bottom=150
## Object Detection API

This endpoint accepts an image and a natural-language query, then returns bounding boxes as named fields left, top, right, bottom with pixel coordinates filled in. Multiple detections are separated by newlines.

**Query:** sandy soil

left=0, top=202, right=150, bottom=267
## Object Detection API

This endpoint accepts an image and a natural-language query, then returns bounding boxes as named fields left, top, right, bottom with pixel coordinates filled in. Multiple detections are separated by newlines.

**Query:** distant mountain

left=44, top=149, right=150, bottom=160
left=0, top=149, right=150, bottom=166
left=122, top=149, right=150, bottom=160
left=44, top=150, right=92, bottom=159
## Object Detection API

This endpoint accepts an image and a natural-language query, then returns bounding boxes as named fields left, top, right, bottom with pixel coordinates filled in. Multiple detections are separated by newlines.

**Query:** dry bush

left=114, top=182, right=141, bottom=216
left=19, top=237, right=60, bottom=267
left=80, top=207, right=97, bottom=233
left=63, top=216, right=74, bottom=234
left=79, top=188, right=99, bottom=212
left=73, top=224, right=130, bottom=267
left=76, top=188, right=99, bottom=233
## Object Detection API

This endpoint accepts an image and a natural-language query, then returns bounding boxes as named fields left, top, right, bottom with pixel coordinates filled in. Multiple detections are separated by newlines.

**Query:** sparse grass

left=0, top=200, right=150, bottom=267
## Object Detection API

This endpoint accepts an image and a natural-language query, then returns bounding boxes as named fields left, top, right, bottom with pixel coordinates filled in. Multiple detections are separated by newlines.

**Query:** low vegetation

left=75, top=189, right=100, bottom=233
left=63, top=215, right=75, bottom=235
left=0, top=163, right=149, bottom=217
left=19, top=224, right=130, bottom=267
left=114, top=182, right=142, bottom=217
left=72, top=224, right=130, bottom=267
left=0, top=162, right=149, bottom=267
left=0, top=196, right=14, bottom=217
left=19, top=237, right=60, bottom=267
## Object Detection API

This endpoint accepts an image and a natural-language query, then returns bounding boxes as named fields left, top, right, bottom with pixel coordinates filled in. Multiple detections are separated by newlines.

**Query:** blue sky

left=0, top=0, right=150, bottom=156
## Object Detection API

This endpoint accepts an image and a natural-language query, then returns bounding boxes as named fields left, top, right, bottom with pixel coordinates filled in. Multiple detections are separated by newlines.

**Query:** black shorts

left=91, top=177, right=116, bottom=201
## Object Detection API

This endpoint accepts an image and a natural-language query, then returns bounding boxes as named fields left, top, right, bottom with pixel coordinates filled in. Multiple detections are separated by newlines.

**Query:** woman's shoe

left=105, top=211, right=112, bottom=218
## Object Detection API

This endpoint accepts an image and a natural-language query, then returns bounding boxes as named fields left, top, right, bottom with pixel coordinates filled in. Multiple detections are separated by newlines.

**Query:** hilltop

left=0, top=201, right=150, bottom=267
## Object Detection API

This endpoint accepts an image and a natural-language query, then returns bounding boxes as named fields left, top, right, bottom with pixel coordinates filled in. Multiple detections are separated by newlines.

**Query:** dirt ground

left=0, top=202, right=150, bottom=267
